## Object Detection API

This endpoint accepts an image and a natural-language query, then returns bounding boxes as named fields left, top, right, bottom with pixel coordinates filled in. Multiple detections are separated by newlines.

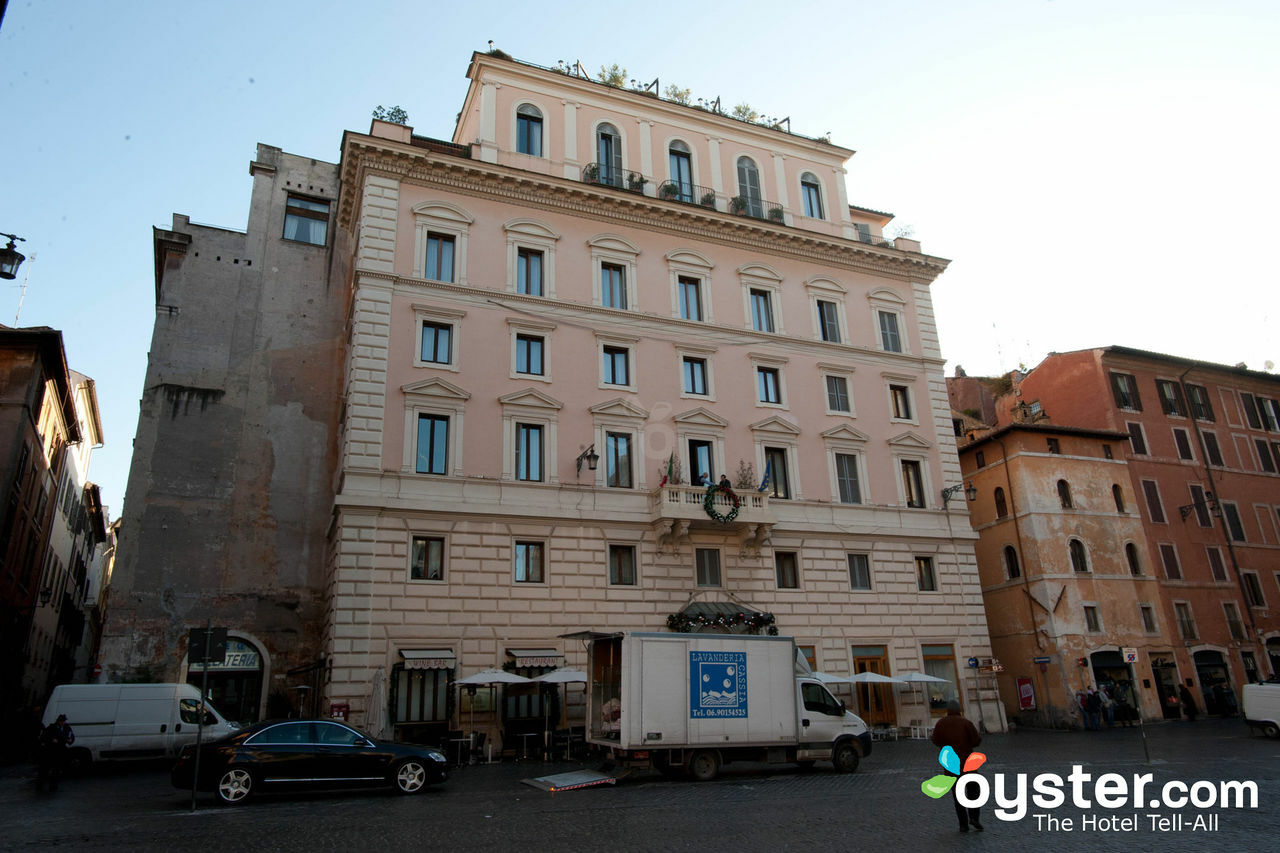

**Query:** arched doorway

left=1193, top=650, right=1234, bottom=715
left=186, top=636, right=264, bottom=724
left=1089, top=650, right=1134, bottom=719
left=1149, top=653, right=1182, bottom=719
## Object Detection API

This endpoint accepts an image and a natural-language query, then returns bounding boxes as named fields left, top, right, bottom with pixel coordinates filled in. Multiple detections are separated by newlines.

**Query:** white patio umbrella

left=455, top=669, right=534, bottom=754
left=535, top=668, right=588, bottom=757
left=809, top=671, right=855, bottom=685
left=847, top=672, right=907, bottom=684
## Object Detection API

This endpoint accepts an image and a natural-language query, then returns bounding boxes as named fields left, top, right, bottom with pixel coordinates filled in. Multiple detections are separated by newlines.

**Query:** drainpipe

left=1176, top=368, right=1270, bottom=678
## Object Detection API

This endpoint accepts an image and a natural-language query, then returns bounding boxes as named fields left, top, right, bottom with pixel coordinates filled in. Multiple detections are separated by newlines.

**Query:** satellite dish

left=1267, top=360, right=1276, bottom=371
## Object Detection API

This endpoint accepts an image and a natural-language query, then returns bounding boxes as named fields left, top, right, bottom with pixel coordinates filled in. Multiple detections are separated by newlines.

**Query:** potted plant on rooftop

left=660, top=182, right=681, bottom=200
left=700, top=191, right=717, bottom=209
left=729, top=195, right=748, bottom=216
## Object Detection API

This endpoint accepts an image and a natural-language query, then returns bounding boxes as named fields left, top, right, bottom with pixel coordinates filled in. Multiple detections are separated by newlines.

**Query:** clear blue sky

left=2, top=0, right=1277, bottom=520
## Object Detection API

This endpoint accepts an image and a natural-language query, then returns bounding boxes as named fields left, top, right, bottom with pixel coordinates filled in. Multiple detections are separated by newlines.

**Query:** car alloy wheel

left=394, top=759, right=427, bottom=794
left=217, top=767, right=254, bottom=804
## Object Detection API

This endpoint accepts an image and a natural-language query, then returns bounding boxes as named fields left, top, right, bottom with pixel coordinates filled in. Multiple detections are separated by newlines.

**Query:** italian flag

left=659, top=453, right=675, bottom=487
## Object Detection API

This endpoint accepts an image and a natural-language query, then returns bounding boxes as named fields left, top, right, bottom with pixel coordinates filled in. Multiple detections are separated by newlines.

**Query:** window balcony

left=650, top=484, right=774, bottom=552
left=656, top=180, right=719, bottom=211
left=728, top=193, right=784, bottom=222
left=581, top=162, right=649, bottom=194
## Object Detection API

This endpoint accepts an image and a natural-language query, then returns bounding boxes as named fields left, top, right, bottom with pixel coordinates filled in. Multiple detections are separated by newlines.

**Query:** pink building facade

left=327, top=53, right=1000, bottom=745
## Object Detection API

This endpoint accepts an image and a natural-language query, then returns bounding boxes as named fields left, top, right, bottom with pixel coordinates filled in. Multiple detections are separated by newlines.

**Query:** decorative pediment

left=401, top=377, right=471, bottom=400
left=673, top=407, right=730, bottom=428
left=502, top=218, right=561, bottom=241
left=498, top=388, right=563, bottom=410
left=588, top=397, right=649, bottom=420
left=749, top=415, right=802, bottom=435
left=411, top=200, right=474, bottom=225
left=887, top=431, right=932, bottom=448
left=821, top=424, right=871, bottom=443
left=868, top=287, right=906, bottom=305
left=737, top=262, right=783, bottom=283
left=665, top=248, right=714, bottom=269
left=804, top=275, right=846, bottom=294
left=586, top=233, right=641, bottom=255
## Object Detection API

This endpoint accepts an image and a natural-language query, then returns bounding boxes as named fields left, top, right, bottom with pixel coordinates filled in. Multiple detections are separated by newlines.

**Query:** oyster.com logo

left=921, top=746, right=987, bottom=799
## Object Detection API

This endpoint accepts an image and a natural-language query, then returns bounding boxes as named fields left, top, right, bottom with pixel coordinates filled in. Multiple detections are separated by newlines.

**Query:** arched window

left=800, top=172, right=824, bottom=219
left=596, top=123, right=622, bottom=187
left=1069, top=539, right=1089, bottom=573
left=1003, top=545, right=1021, bottom=579
left=736, top=156, right=763, bottom=218
left=1057, top=479, right=1073, bottom=509
left=1112, top=484, right=1125, bottom=512
left=516, top=104, right=543, bottom=157
left=1125, top=543, right=1142, bottom=576
left=994, top=487, right=1008, bottom=519
left=669, top=140, right=693, bottom=202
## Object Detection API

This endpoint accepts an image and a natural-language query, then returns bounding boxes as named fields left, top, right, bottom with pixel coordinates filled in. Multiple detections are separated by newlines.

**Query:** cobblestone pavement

left=1, top=718, right=1277, bottom=851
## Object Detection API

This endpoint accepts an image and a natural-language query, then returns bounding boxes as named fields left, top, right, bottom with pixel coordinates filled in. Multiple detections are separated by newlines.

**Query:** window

left=1126, top=543, right=1142, bottom=576
left=283, top=195, right=329, bottom=245
left=1069, top=539, right=1089, bottom=573
left=757, top=367, right=782, bottom=404
left=1084, top=605, right=1101, bottom=633
left=764, top=446, right=791, bottom=499
left=516, top=104, right=543, bottom=156
left=1102, top=444, right=1113, bottom=459
left=1174, top=602, right=1197, bottom=641
left=775, top=552, right=799, bottom=589
left=1242, top=651, right=1261, bottom=684
left=1057, top=479, right=1073, bottom=509
left=1141, top=604, right=1158, bottom=633
left=410, top=536, right=445, bottom=581
left=683, top=357, right=708, bottom=395
left=994, top=487, right=1008, bottom=518
left=834, top=453, right=862, bottom=504
left=877, top=311, right=903, bottom=353
left=1127, top=422, right=1148, bottom=455
left=816, top=300, right=841, bottom=343
left=605, top=432, right=632, bottom=488
left=816, top=375, right=849, bottom=416
left=669, top=141, right=694, bottom=202
left=1047, top=437, right=1061, bottom=455
left=678, top=277, right=703, bottom=321
left=1003, top=545, right=1021, bottom=579
left=1174, top=428, right=1194, bottom=461
left=1156, top=379, right=1187, bottom=416
left=602, top=346, right=630, bottom=386
left=1201, top=431, right=1225, bottom=466
left=1188, top=484, right=1212, bottom=527
left=688, top=439, right=714, bottom=484
left=608, top=545, right=636, bottom=586
left=1141, top=480, right=1166, bottom=523
left=1256, top=438, right=1277, bottom=473
left=601, top=263, right=627, bottom=309
left=901, top=460, right=925, bottom=508
left=975, top=451, right=986, bottom=467
left=800, top=173, right=824, bottom=219
left=890, top=385, right=913, bottom=420
left=420, top=321, right=452, bottom=365
left=695, top=548, right=721, bottom=587
left=1110, top=372, right=1142, bottom=410
left=1186, top=384, right=1214, bottom=421
left=1159, top=543, right=1182, bottom=579
left=1225, top=603, right=1246, bottom=642
left=425, top=233, right=456, bottom=282
left=1112, top=484, right=1126, bottom=512
left=515, top=423, right=543, bottom=481
left=915, top=556, right=937, bottom=591
left=736, top=156, right=763, bottom=218
left=514, top=541, right=544, bottom=583
left=1243, top=572, right=1266, bottom=608
left=516, top=335, right=544, bottom=376
left=596, top=123, right=622, bottom=186
left=848, top=553, right=871, bottom=590
left=1241, top=392, right=1262, bottom=429
left=921, top=644, right=958, bottom=712
left=516, top=248, right=544, bottom=296
left=1261, top=398, right=1280, bottom=431
left=750, top=289, right=774, bottom=332
left=416, top=415, right=449, bottom=475
left=1222, top=502, right=1246, bottom=541
left=1207, top=547, right=1228, bottom=582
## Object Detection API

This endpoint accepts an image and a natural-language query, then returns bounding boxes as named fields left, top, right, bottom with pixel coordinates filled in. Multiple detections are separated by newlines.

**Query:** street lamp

left=941, top=482, right=978, bottom=507
left=1178, top=490, right=1221, bottom=521
left=0, top=233, right=26, bottom=280
left=575, top=444, right=599, bottom=476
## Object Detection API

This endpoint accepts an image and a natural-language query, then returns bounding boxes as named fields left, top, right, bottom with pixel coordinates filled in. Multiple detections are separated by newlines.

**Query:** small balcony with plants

left=728, top=193, right=785, bottom=223
left=581, top=162, right=649, bottom=194
left=656, top=180, right=719, bottom=211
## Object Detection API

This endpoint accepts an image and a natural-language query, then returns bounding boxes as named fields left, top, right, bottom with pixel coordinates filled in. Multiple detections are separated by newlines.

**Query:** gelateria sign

left=189, top=638, right=260, bottom=671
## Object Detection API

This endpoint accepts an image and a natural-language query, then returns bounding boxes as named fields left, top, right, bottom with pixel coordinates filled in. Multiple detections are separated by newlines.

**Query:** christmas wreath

left=703, top=483, right=741, bottom=524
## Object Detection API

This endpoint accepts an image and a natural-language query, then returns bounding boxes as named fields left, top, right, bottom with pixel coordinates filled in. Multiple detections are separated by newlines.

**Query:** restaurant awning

left=506, top=648, right=563, bottom=667
left=400, top=649, right=456, bottom=670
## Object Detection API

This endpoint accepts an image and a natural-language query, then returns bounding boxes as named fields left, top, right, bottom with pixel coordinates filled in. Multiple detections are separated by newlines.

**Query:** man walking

left=36, top=714, right=74, bottom=792
left=931, top=699, right=983, bottom=833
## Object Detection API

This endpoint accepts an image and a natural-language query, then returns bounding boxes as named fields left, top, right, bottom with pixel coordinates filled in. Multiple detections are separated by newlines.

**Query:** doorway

left=851, top=645, right=896, bottom=727
left=185, top=636, right=264, bottom=724
left=1193, top=650, right=1234, bottom=715
left=1150, top=653, right=1182, bottom=719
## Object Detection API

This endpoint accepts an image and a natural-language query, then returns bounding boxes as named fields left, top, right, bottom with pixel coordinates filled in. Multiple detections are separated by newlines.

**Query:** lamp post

left=574, top=444, right=599, bottom=477
left=0, top=233, right=26, bottom=280
left=941, top=482, right=977, bottom=508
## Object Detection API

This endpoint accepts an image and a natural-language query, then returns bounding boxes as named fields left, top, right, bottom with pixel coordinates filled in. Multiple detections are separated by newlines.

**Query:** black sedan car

left=171, top=719, right=448, bottom=804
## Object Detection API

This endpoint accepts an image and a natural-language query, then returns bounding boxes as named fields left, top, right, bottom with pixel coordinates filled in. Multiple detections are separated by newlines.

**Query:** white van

left=42, top=683, right=239, bottom=764
left=1241, top=683, right=1280, bottom=738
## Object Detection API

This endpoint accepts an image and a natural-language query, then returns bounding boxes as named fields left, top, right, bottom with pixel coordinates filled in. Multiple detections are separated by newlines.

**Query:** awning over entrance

left=400, top=649, right=456, bottom=670
left=669, top=601, right=776, bottom=634
left=507, top=648, right=562, bottom=667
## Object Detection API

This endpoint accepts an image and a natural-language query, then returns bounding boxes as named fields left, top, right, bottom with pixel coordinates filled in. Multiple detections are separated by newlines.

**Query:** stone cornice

left=337, top=136, right=950, bottom=285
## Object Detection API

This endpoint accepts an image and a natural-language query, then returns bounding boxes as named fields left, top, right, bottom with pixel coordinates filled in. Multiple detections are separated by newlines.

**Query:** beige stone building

left=326, top=52, right=1001, bottom=746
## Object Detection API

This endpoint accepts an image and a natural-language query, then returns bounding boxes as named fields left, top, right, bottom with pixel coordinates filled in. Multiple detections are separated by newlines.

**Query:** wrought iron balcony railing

left=728, top=193, right=784, bottom=222
left=581, top=162, right=649, bottom=194
left=656, top=180, right=719, bottom=210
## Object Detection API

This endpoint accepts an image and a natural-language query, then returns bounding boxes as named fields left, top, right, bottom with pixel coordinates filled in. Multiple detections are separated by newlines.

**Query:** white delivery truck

left=579, top=631, right=872, bottom=781
left=1241, top=683, right=1280, bottom=737
left=42, top=683, right=239, bottom=765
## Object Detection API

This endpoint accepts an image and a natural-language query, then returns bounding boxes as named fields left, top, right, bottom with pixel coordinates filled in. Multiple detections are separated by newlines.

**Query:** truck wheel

left=832, top=742, right=860, bottom=773
left=687, top=750, right=720, bottom=782
left=1263, top=723, right=1279, bottom=739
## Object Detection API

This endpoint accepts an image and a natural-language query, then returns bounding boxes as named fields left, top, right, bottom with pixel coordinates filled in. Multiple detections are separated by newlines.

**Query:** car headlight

left=426, top=750, right=447, bottom=763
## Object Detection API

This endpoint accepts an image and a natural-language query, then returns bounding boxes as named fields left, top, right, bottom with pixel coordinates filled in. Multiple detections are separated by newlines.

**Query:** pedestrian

left=718, top=473, right=732, bottom=490
left=1114, top=681, right=1135, bottom=727
left=931, top=699, right=984, bottom=833
left=1085, top=687, right=1103, bottom=731
left=697, top=472, right=711, bottom=486
left=1179, top=685, right=1198, bottom=722
left=1075, top=690, right=1088, bottom=729
left=1099, top=685, right=1115, bottom=727
left=36, top=714, right=74, bottom=792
